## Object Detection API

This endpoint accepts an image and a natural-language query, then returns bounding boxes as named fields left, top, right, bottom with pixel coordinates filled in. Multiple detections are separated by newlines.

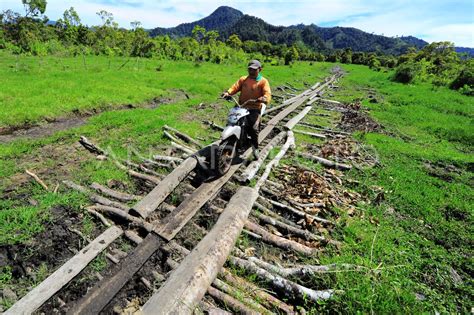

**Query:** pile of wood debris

left=320, top=138, right=379, bottom=168
left=338, top=101, right=382, bottom=133
left=275, top=165, right=362, bottom=218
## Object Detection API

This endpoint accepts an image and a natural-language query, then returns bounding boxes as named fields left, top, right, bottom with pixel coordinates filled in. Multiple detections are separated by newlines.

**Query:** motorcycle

left=215, top=96, right=265, bottom=175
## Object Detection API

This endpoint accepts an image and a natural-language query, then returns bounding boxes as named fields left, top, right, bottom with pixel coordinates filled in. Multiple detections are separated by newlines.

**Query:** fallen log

left=163, top=124, right=203, bottom=148
left=212, top=278, right=271, bottom=314
left=87, top=205, right=154, bottom=232
left=244, top=221, right=316, bottom=255
left=264, top=179, right=285, bottom=190
left=207, top=286, right=255, bottom=315
left=255, top=131, right=295, bottom=191
left=229, top=256, right=334, bottom=303
left=203, top=120, right=224, bottom=131
left=288, top=199, right=325, bottom=209
left=240, top=131, right=287, bottom=182
left=79, top=136, right=106, bottom=155
left=252, top=211, right=325, bottom=242
left=89, top=182, right=140, bottom=202
left=141, top=187, right=259, bottom=314
left=248, top=255, right=362, bottom=277
left=86, top=208, right=111, bottom=227
left=5, top=226, right=123, bottom=315
left=318, top=98, right=343, bottom=106
left=163, top=256, right=265, bottom=314
left=243, top=228, right=262, bottom=239
left=124, top=230, right=143, bottom=244
left=164, top=130, right=197, bottom=151
left=293, top=129, right=327, bottom=139
left=63, top=180, right=129, bottom=212
left=113, top=160, right=162, bottom=185
left=219, top=268, right=294, bottom=314
left=261, top=197, right=334, bottom=225
left=162, top=242, right=294, bottom=314
left=152, top=154, right=184, bottom=164
left=284, top=106, right=313, bottom=130
left=310, top=82, right=321, bottom=90
left=299, top=152, right=352, bottom=171
left=254, top=202, right=300, bottom=228
left=130, top=157, right=197, bottom=218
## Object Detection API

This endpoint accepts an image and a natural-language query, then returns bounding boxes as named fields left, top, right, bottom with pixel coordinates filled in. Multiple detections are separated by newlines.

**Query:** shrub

left=450, top=63, right=474, bottom=91
left=393, top=62, right=420, bottom=83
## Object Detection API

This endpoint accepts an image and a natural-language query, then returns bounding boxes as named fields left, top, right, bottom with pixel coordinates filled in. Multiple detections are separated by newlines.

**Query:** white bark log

left=240, top=131, right=287, bottom=183
left=299, top=152, right=352, bottom=171
left=229, top=256, right=334, bottom=303
left=141, top=187, right=258, bottom=314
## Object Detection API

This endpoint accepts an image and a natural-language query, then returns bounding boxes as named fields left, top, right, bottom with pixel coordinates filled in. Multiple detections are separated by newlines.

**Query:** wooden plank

left=5, top=226, right=123, bottom=315
left=153, top=160, right=242, bottom=241
left=68, top=233, right=164, bottom=315
left=240, top=131, right=287, bottom=183
left=260, top=74, right=338, bottom=141
left=141, top=187, right=259, bottom=314
left=130, top=157, right=197, bottom=218
left=284, top=106, right=313, bottom=130
left=293, top=129, right=327, bottom=139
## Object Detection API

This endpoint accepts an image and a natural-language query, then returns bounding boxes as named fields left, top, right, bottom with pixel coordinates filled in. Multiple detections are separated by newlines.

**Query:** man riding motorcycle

left=222, top=59, right=271, bottom=159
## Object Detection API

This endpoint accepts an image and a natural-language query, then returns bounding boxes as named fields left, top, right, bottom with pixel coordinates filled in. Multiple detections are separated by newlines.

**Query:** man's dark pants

left=246, top=109, right=261, bottom=149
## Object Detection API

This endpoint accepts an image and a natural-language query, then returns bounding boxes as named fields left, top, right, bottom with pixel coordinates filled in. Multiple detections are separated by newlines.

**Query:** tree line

left=0, top=1, right=472, bottom=94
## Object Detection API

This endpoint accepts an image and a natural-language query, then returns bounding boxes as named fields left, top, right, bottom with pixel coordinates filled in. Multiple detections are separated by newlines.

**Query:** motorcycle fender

left=221, top=126, right=241, bottom=140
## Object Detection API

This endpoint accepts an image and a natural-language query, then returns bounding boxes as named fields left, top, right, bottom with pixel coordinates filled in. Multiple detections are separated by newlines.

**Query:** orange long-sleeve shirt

left=227, top=75, right=271, bottom=110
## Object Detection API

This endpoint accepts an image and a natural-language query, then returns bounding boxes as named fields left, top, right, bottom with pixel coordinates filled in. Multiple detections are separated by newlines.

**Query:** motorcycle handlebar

left=221, top=95, right=258, bottom=107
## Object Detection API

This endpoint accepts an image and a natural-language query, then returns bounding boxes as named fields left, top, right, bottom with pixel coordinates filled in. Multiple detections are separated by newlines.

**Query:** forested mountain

left=149, top=6, right=243, bottom=38
left=149, top=6, right=432, bottom=55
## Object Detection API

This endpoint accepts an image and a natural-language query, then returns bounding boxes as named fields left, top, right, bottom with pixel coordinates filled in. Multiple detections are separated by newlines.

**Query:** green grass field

left=0, top=52, right=472, bottom=313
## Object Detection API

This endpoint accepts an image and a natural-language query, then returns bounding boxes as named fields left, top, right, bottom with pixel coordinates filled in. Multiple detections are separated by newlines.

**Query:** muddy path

left=0, top=89, right=189, bottom=144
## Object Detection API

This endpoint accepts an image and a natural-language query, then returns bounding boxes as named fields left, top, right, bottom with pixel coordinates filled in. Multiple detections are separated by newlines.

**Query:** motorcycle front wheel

left=216, top=138, right=237, bottom=176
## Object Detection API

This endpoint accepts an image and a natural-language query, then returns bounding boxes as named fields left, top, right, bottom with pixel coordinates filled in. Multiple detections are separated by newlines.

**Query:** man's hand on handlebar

left=257, top=96, right=268, bottom=104
left=221, top=91, right=231, bottom=100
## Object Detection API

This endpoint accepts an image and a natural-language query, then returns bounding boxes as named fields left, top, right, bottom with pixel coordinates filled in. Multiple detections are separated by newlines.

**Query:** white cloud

left=423, top=24, right=474, bottom=47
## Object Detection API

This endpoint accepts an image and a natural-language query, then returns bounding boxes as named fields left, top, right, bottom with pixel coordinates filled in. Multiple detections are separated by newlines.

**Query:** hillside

left=150, top=6, right=431, bottom=55
left=149, top=6, right=243, bottom=38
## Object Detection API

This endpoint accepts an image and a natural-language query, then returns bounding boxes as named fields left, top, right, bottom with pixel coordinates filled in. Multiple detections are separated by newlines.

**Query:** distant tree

left=22, top=0, right=46, bottom=17
left=205, top=30, right=219, bottom=45
left=63, top=7, right=80, bottom=26
left=191, top=25, right=206, bottom=43
left=341, top=48, right=352, bottom=64
left=450, top=60, right=474, bottom=93
left=368, top=55, right=381, bottom=71
left=130, top=21, right=153, bottom=57
left=352, top=52, right=366, bottom=64
left=96, top=10, right=114, bottom=27
left=56, top=7, right=81, bottom=45
left=284, top=46, right=299, bottom=65
left=226, top=34, right=242, bottom=49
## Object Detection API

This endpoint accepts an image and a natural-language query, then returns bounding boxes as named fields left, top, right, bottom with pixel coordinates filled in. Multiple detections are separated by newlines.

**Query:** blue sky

left=1, top=0, right=473, bottom=47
